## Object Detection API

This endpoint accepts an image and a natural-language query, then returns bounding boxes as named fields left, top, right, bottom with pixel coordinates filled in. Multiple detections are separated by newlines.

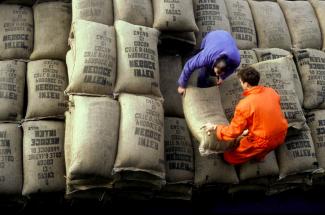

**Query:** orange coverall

left=216, top=86, right=288, bottom=165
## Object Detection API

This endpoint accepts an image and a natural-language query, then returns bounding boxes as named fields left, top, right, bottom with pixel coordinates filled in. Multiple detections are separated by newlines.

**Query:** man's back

left=238, top=86, right=288, bottom=139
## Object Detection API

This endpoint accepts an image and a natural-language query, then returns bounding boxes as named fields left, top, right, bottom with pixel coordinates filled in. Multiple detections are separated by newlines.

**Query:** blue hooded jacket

left=178, top=30, right=241, bottom=88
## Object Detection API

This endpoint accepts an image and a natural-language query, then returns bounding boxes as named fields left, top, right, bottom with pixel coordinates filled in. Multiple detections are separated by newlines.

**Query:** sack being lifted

left=183, top=86, right=235, bottom=156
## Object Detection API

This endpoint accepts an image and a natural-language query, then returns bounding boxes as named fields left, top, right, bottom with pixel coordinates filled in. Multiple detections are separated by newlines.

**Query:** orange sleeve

left=216, top=104, right=248, bottom=141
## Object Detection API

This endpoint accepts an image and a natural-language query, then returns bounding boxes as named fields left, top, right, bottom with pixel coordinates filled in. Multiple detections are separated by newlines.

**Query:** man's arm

left=216, top=105, right=248, bottom=142
left=178, top=51, right=211, bottom=88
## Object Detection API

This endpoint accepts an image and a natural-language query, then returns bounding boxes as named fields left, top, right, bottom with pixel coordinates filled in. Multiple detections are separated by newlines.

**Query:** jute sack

left=193, top=0, right=230, bottom=49
left=156, top=184, right=192, bottom=200
left=225, top=0, right=257, bottom=49
left=276, top=127, right=319, bottom=179
left=0, top=123, right=22, bottom=194
left=1, top=0, right=35, bottom=5
left=306, top=110, right=325, bottom=170
left=0, top=5, right=33, bottom=60
left=277, top=0, right=321, bottom=49
left=64, top=109, right=72, bottom=175
left=292, top=49, right=325, bottom=109
left=114, top=20, right=161, bottom=97
left=183, top=86, right=234, bottom=155
left=193, top=139, right=239, bottom=186
left=153, top=0, right=198, bottom=32
left=250, top=57, right=306, bottom=130
left=66, top=20, right=116, bottom=96
left=67, top=96, right=119, bottom=181
left=0, top=60, right=26, bottom=122
left=113, top=0, right=153, bottom=27
left=254, top=48, right=304, bottom=106
left=248, top=0, right=292, bottom=50
left=114, top=94, right=165, bottom=179
left=164, top=117, right=194, bottom=183
left=66, top=50, right=73, bottom=83
left=22, top=120, right=65, bottom=196
left=309, top=0, right=325, bottom=50
left=239, top=151, right=279, bottom=181
left=159, top=55, right=183, bottom=117
left=72, top=0, right=113, bottom=25
left=30, top=2, right=71, bottom=60
left=220, top=50, right=258, bottom=121
left=254, top=48, right=291, bottom=62
left=26, top=60, right=68, bottom=119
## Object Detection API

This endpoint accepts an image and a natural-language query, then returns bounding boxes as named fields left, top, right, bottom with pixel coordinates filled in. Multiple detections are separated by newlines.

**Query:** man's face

left=213, top=60, right=226, bottom=77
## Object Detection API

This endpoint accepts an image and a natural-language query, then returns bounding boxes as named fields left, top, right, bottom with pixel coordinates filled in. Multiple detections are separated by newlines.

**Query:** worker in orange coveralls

left=203, top=67, right=288, bottom=165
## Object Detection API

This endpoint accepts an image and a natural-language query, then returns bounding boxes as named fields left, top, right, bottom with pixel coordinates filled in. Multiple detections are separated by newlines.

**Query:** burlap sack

left=0, top=123, right=22, bottom=194
left=225, top=0, right=257, bottom=49
left=113, top=0, right=153, bottom=27
left=72, top=0, right=113, bottom=25
left=114, top=94, right=165, bottom=179
left=164, top=117, right=193, bottom=183
left=66, top=50, right=73, bottom=83
left=193, top=139, right=239, bottom=186
left=306, top=110, right=325, bottom=170
left=67, top=96, right=119, bottom=181
left=114, top=20, right=161, bottom=97
left=183, top=86, right=234, bottom=155
left=292, top=49, right=325, bottom=109
left=26, top=60, right=68, bottom=119
left=254, top=48, right=291, bottom=62
left=277, top=0, right=321, bottom=49
left=0, top=5, right=33, bottom=60
left=248, top=0, right=292, bottom=50
left=220, top=50, right=258, bottom=121
left=250, top=57, right=306, bottom=130
left=159, top=55, right=183, bottom=117
left=193, top=0, right=230, bottom=49
left=309, top=0, right=325, bottom=50
left=238, top=50, right=258, bottom=69
left=22, top=120, right=65, bottom=195
left=64, top=109, right=72, bottom=175
left=254, top=48, right=304, bottom=106
left=30, top=2, right=71, bottom=60
left=1, top=0, right=35, bottom=5
left=239, top=151, right=279, bottom=181
left=0, top=60, right=26, bottom=122
left=220, top=74, right=242, bottom=121
left=66, top=20, right=116, bottom=96
left=153, top=0, right=198, bottom=32
left=276, top=127, right=319, bottom=179
left=156, top=184, right=192, bottom=200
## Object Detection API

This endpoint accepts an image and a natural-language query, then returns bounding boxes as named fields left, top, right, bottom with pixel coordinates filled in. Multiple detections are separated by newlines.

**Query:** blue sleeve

left=197, top=67, right=209, bottom=88
left=178, top=51, right=210, bottom=87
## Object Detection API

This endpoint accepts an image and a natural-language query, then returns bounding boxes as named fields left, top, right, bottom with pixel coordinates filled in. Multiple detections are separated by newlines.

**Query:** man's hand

left=216, top=78, right=224, bottom=86
left=201, top=122, right=217, bottom=136
left=178, top=86, right=186, bottom=95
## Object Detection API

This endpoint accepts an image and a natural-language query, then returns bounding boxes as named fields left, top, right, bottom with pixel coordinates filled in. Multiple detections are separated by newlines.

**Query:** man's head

left=213, top=58, right=227, bottom=76
left=237, top=67, right=260, bottom=90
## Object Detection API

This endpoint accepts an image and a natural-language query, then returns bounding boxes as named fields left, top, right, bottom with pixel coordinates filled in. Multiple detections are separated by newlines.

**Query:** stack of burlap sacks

left=64, top=0, right=167, bottom=201
left=0, top=0, right=71, bottom=199
left=2, top=0, right=325, bottom=203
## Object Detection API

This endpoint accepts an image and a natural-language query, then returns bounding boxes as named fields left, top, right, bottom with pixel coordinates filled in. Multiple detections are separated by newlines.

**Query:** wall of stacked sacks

left=0, top=0, right=325, bottom=205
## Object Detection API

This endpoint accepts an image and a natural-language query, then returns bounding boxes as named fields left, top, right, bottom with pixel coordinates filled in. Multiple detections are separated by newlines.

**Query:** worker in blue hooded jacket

left=177, top=30, right=241, bottom=94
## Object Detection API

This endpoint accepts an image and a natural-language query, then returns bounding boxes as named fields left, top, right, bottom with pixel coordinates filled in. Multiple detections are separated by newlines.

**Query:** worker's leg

left=223, top=137, right=266, bottom=165
left=224, top=132, right=287, bottom=165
